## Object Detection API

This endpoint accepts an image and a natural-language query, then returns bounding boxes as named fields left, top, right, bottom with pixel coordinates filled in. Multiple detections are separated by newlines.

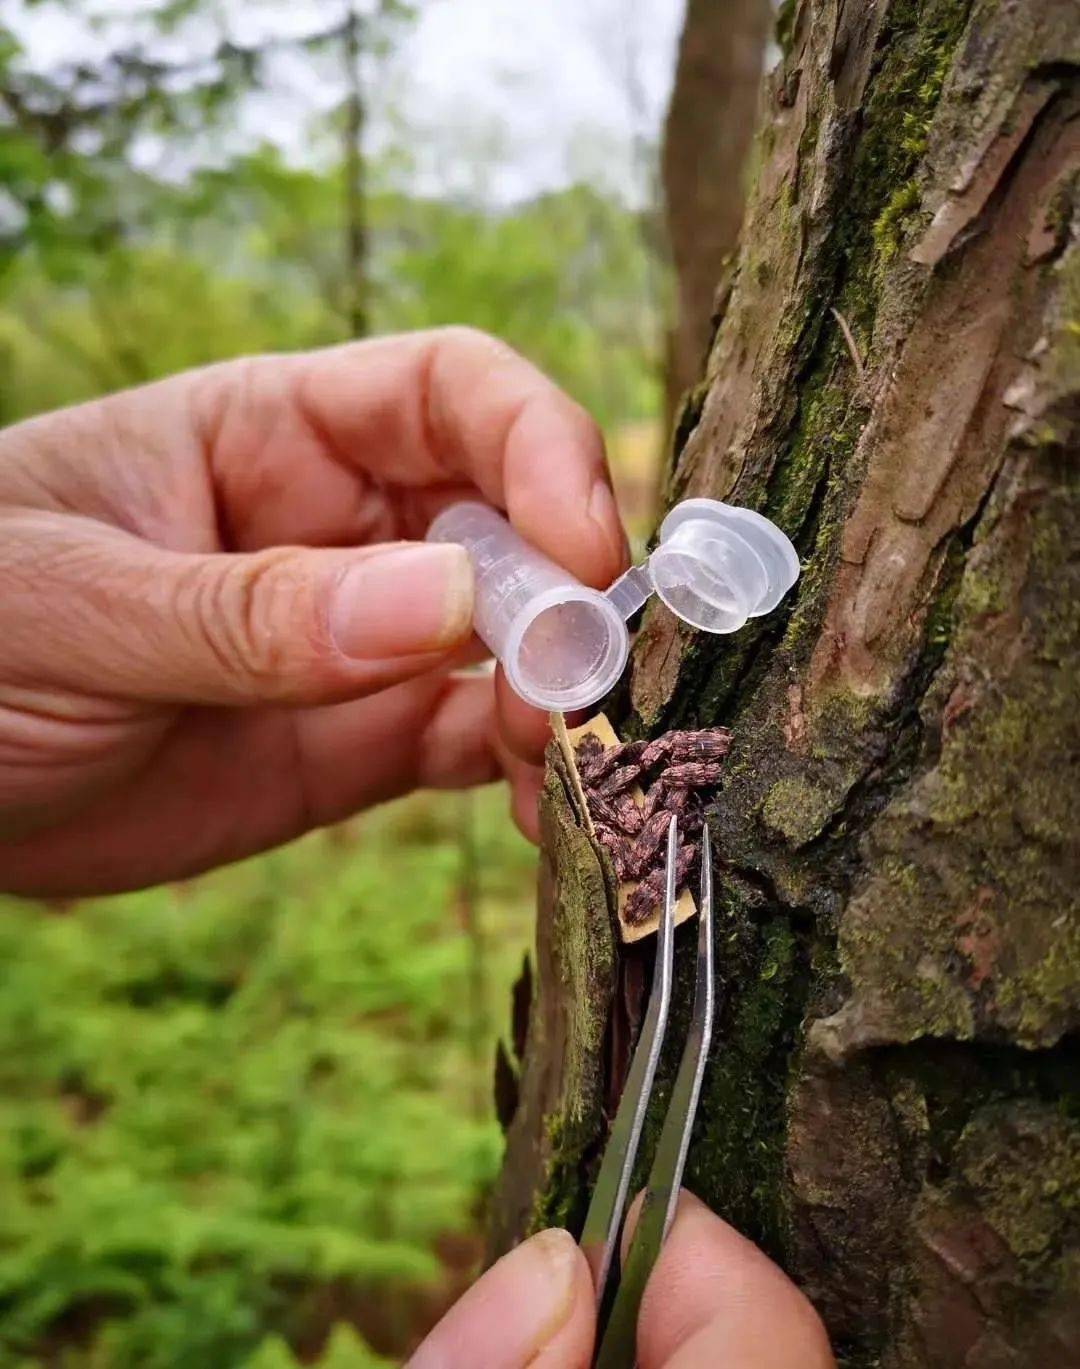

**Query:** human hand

left=407, top=1189, right=835, bottom=1367
left=0, top=329, right=627, bottom=896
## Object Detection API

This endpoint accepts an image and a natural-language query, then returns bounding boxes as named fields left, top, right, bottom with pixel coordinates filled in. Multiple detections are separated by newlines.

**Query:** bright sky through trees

left=3, top=0, right=686, bottom=204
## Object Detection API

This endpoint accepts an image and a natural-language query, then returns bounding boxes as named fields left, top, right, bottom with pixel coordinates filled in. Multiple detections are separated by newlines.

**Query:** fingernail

left=589, top=476, right=629, bottom=571
left=492, top=1229, right=582, bottom=1359
left=330, top=544, right=473, bottom=659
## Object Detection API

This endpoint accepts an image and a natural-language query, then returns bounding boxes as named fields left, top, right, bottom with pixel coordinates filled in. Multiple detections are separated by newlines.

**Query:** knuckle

left=185, top=550, right=316, bottom=700
left=438, top=323, right=520, bottom=368
left=189, top=354, right=263, bottom=463
left=437, top=322, right=489, bottom=351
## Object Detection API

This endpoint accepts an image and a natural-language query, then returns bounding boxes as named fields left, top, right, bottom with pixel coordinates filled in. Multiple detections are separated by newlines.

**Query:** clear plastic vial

left=427, top=501, right=629, bottom=712
left=427, top=497, right=799, bottom=713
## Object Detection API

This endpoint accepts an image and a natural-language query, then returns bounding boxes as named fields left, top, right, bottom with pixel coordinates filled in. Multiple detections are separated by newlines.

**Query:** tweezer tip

left=661, top=814, right=679, bottom=924
left=699, top=821, right=712, bottom=910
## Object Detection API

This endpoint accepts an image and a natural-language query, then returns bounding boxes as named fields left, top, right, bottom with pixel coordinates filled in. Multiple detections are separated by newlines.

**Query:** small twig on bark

left=830, top=306, right=866, bottom=388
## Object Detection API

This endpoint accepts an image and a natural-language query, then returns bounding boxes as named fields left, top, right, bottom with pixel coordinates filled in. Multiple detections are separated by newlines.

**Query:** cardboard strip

left=560, top=712, right=697, bottom=944
left=551, top=709, right=595, bottom=837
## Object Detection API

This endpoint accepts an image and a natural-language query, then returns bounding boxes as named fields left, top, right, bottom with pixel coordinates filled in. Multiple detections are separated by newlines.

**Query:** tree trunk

left=489, top=2, right=1080, bottom=1364
left=342, top=4, right=367, bottom=339
left=662, top=0, right=773, bottom=415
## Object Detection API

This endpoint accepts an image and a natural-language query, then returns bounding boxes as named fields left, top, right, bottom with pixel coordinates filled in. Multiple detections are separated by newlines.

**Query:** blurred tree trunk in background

left=342, top=3, right=369, bottom=339
left=489, top=2, right=1080, bottom=1364
left=662, top=0, right=773, bottom=419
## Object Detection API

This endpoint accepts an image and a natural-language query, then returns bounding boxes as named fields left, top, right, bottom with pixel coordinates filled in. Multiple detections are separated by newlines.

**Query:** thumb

left=630, top=1190, right=834, bottom=1369
left=2, top=510, right=475, bottom=705
left=408, top=1229, right=595, bottom=1369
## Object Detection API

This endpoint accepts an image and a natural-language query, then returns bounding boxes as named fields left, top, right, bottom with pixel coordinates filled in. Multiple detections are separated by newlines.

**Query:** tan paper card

left=554, top=711, right=697, bottom=943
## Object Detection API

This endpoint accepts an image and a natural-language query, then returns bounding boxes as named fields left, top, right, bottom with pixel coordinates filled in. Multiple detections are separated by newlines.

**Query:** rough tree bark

left=489, top=1, right=1080, bottom=1365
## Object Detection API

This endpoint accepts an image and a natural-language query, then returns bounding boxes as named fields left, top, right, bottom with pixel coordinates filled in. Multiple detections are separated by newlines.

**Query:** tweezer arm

left=593, top=825, right=716, bottom=1369
left=579, top=816, right=678, bottom=1327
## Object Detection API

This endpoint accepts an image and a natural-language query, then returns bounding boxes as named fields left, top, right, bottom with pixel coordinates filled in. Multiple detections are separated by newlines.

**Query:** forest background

left=0, top=1, right=708, bottom=1364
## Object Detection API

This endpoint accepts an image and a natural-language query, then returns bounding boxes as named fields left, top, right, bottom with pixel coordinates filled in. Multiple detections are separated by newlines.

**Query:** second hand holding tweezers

left=579, top=815, right=716, bottom=1368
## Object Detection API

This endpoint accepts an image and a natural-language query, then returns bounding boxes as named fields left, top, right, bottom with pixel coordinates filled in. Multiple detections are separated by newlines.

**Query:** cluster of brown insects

left=573, top=728, right=732, bottom=925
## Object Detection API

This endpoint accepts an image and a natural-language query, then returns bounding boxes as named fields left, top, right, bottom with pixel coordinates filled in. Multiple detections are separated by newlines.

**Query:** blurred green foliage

left=0, top=792, right=536, bottom=1366
left=0, top=7, right=665, bottom=1362
left=0, top=147, right=660, bottom=429
left=0, top=0, right=663, bottom=426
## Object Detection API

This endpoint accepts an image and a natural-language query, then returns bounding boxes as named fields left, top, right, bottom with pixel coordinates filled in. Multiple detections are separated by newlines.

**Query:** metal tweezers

left=580, top=815, right=716, bottom=1368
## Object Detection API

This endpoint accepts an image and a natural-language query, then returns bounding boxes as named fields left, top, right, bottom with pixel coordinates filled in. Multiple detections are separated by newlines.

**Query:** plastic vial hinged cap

left=426, top=497, right=799, bottom=713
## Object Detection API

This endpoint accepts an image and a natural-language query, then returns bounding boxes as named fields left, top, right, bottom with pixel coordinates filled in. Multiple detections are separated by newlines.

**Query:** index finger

left=289, top=327, right=628, bottom=589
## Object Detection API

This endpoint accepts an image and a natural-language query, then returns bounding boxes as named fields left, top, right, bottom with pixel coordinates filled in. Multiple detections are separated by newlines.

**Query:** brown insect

left=640, top=729, right=731, bottom=770
left=586, top=792, right=624, bottom=830
left=574, top=726, right=731, bottom=923
left=578, top=738, right=646, bottom=785
left=660, top=761, right=726, bottom=788
left=611, top=792, right=645, bottom=835
left=625, top=840, right=697, bottom=924
left=596, top=764, right=645, bottom=799
left=624, top=810, right=673, bottom=879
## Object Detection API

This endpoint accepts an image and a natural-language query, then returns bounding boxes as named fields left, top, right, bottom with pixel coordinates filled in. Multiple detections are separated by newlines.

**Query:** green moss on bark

left=633, top=894, right=810, bottom=1256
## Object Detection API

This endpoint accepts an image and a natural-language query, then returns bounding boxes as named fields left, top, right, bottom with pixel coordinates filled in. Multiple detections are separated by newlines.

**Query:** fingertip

left=416, top=675, right=501, bottom=792
left=529, top=1230, right=596, bottom=1369
left=587, top=473, right=631, bottom=585
left=634, top=1190, right=834, bottom=1369
left=408, top=1227, right=594, bottom=1369
left=510, top=767, right=543, bottom=843
left=503, top=396, right=627, bottom=591
left=495, top=667, right=552, bottom=765
left=618, top=1187, right=713, bottom=1269
left=422, top=329, right=621, bottom=589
